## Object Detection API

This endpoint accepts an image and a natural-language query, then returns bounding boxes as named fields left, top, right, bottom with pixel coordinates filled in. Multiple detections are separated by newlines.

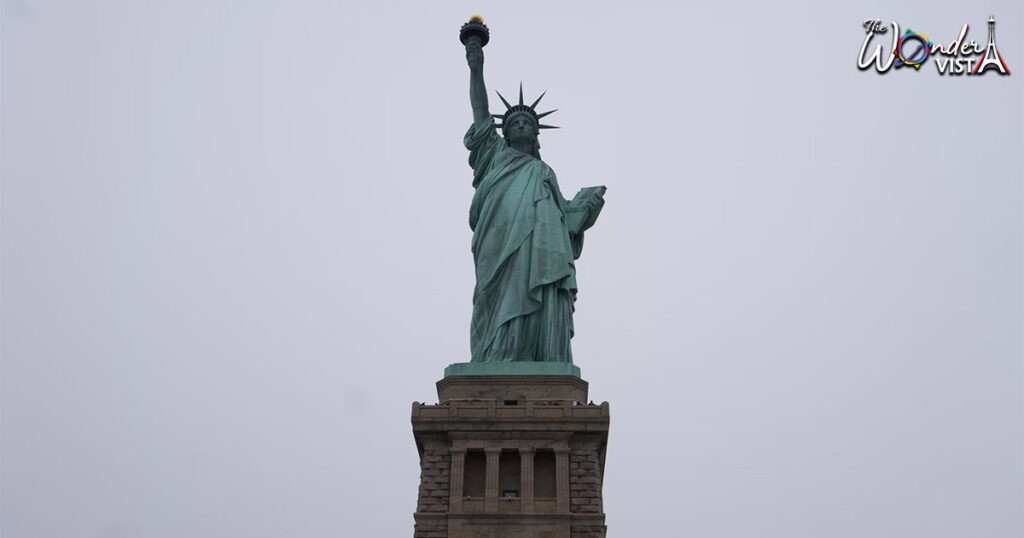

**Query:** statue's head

left=494, top=84, right=558, bottom=152
left=502, top=112, right=539, bottom=144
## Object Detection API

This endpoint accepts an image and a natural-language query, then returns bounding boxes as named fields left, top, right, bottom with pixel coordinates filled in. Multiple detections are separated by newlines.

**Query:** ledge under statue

left=446, top=15, right=606, bottom=380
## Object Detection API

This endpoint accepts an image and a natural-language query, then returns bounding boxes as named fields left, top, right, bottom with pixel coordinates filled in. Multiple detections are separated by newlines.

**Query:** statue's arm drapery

left=464, top=119, right=503, bottom=187
left=464, top=119, right=507, bottom=232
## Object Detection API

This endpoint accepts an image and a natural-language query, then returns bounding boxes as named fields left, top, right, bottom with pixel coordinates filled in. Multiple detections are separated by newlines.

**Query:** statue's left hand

left=565, top=187, right=606, bottom=234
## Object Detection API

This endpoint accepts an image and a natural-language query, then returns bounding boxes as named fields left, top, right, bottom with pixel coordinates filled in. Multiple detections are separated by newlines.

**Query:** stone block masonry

left=412, top=375, right=609, bottom=537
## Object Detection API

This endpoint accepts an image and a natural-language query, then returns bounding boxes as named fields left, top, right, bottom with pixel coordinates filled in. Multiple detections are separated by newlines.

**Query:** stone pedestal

left=412, top=368, right=609, bottom=537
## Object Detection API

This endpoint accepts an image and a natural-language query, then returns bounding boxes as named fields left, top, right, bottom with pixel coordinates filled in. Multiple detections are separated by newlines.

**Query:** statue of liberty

left=461, top=17, right=606, bottom=364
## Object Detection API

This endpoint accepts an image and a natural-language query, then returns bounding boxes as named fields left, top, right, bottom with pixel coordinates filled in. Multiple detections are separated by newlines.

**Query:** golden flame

left=469, top=15, right=484, bottom=24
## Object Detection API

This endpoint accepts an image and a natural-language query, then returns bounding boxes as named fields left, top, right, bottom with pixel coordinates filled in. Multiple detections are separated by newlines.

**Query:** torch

left=460, top=15, right=490, bottom=48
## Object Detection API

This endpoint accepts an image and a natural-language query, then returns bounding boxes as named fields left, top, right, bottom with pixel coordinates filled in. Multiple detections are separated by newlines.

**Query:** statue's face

left=504, top=114, right=538, bottom=144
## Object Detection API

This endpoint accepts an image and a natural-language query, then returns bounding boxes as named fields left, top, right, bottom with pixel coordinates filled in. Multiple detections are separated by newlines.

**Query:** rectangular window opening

left=463, top=450, right=486, bottom=498
left=498, top=449, right=521, bottom=498
left=534, top=449, right=556, bottom=498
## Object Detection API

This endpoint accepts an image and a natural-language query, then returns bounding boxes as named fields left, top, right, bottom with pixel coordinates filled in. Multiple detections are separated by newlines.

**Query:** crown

left=493, top=83, right=559, bottom=131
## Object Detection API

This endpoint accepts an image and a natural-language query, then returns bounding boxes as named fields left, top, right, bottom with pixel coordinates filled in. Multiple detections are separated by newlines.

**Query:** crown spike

left=530, top=91, right=547, bottom=110
left=495, top=84, right=561, bottom=132
left=495, top=91, right=513, bottom=111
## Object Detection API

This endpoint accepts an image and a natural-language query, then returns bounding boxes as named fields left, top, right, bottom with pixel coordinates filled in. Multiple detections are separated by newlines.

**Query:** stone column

left=520, top=447, right=535, bottom=513
left=484, top=447, right=501, bottom=512
left=449, top=448, right=465, bottom=512
left=555, top=447, right=570, bottom=513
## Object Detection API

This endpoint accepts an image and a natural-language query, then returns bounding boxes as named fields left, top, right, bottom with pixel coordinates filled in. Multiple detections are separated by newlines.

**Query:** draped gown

left=465, top=118, right=584, bottom=363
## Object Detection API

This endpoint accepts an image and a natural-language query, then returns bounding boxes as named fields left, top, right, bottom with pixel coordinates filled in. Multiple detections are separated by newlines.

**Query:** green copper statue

left=461, top=17, right=606, bottom=364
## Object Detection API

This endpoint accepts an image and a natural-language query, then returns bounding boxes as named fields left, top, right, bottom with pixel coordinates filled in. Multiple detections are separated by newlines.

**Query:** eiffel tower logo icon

left=973, top=15, right=1010, bottom=75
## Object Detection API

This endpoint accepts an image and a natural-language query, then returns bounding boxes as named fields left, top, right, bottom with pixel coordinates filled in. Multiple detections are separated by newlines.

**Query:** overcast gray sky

left=2, top=1, right=1022, bottom=537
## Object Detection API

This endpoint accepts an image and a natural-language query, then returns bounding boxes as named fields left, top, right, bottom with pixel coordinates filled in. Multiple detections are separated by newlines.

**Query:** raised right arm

left=466, top=38, right=490, bottom=125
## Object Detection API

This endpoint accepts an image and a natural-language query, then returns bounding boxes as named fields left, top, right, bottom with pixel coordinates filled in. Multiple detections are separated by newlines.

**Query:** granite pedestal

left=412, top=364, right=610, bottom=537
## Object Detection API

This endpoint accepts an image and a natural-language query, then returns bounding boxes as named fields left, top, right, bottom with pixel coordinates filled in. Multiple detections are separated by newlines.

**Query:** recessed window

left=464, top=450, right=486, bottom=497
left=534, top=449, right=556, bottom=498
left=498, top=449, right=521, bottom=498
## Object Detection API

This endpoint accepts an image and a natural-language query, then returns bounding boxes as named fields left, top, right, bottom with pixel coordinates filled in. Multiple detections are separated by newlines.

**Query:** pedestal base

left=444, top=362, right=581, bottom=378
left=437, top=374, right=588, bottom=405
left=412, top=375, right=609, bottom=538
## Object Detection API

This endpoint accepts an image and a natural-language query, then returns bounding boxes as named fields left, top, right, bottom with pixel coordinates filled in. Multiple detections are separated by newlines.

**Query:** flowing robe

left=465, top=119, right=581, bottom=363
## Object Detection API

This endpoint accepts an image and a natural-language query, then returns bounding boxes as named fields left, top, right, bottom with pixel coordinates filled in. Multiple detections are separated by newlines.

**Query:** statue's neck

left=509, top=140, right=536, bottom=157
